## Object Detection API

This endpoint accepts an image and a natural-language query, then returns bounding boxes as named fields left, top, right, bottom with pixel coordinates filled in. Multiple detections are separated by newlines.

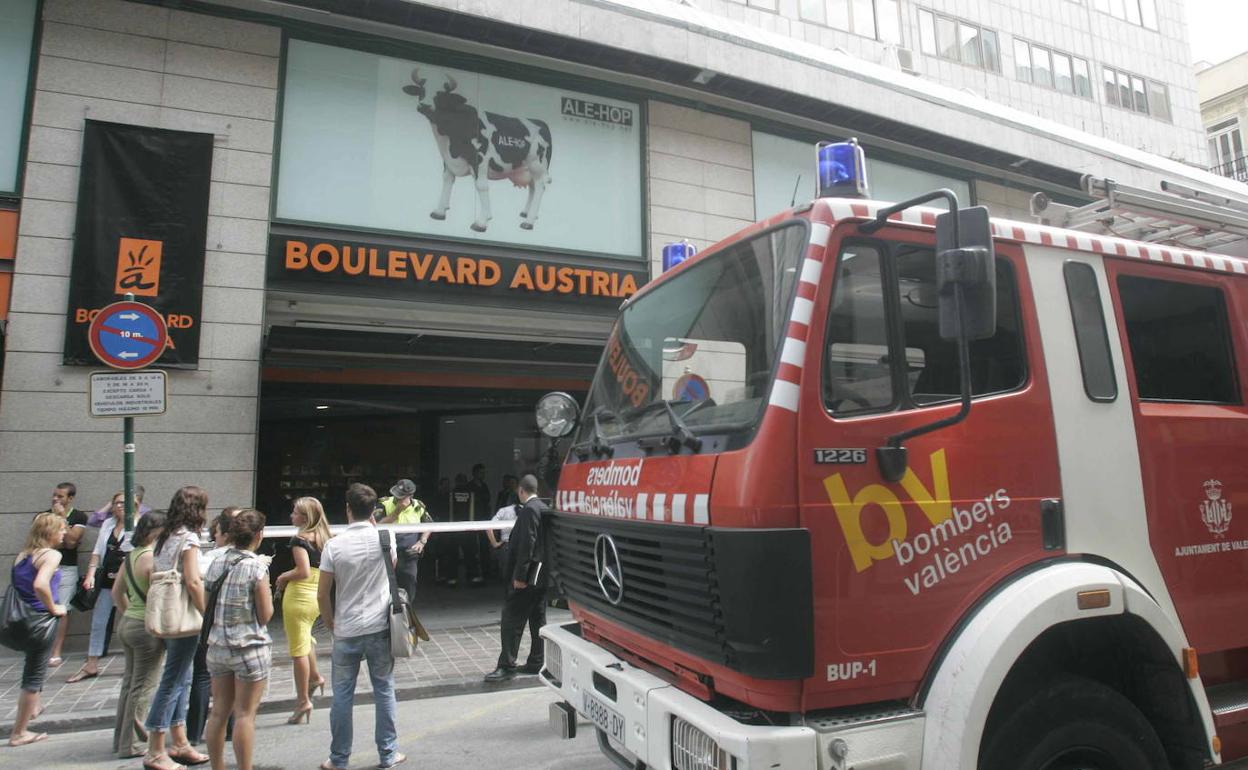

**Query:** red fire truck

left=534, top=143, right=1248, bottom=770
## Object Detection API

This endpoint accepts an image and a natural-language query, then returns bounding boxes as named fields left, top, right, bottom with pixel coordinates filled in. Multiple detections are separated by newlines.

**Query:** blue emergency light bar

left=662, top=240, right=697, bottom=272
left=817, top=138, right=869, bottom=199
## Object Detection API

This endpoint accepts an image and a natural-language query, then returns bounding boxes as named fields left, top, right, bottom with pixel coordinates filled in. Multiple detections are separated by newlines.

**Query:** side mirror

left=935, top=206, right=996, bottom=341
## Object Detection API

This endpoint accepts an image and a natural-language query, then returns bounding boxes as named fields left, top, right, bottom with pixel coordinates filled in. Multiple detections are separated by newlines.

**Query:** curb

left=0, top=673, right=546, bottom=738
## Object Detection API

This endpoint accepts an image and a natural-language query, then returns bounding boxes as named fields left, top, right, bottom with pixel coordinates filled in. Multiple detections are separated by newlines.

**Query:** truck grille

left=544, top=509, right=814, bottom=680
left=545, top=512, right=723, bottom=661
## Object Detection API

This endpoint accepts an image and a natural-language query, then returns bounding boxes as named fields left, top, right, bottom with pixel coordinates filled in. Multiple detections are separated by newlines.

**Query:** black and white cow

left=402, top=69, right=553, bottom=233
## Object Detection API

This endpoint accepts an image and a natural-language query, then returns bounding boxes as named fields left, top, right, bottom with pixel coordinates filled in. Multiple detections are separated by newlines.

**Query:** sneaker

left=483, top=667, right=516, bottom=683
left=518, top=662, right=543, bottom=675
left=470, top=576, right=485, bottom=586
left=446, top=578, right=458, bottom=587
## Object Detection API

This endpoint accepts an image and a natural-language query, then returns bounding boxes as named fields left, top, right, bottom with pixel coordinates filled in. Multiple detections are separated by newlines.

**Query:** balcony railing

left=1211, top=156, right=1248, bottom=183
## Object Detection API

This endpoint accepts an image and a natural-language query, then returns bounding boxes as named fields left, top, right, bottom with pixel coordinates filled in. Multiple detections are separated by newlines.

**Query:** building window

left=0, top=0, right=38, bottom=196
left=1014, top=39, right=1091, bottom=99
left=917, top=9, right=1000, bottom=72
left=1103, top=65, right=1171, bottom=121
left=1117, top=275, right=1239, bottom=404
left=1207, top=119, right=1247, bottom=182
left=1092, top=0, right=1159, bottom=30
left=803, top=0, right=901, bottom=43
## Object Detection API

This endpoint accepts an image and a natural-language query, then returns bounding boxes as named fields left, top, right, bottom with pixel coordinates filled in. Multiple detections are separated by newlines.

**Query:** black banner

left=62, top=120, right=213, bottom=367
left=267, top=230, right=647, bottom=313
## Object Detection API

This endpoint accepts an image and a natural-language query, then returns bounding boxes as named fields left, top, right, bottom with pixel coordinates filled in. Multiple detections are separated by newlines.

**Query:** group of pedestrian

left=4, top=471, right=550, bottom=767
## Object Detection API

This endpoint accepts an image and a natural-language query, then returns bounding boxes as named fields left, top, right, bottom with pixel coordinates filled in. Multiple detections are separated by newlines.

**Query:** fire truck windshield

left=576, top=221, right=807, bottom=449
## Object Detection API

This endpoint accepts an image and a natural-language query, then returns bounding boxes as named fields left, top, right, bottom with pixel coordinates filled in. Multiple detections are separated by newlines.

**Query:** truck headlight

left=544, top=637, right=563, bottom=685
left=672, top=716, right=736, bottom=770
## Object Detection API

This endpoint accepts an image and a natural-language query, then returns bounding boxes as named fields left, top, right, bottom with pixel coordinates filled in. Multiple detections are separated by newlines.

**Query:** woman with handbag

left=5, top=512, right=68, bottom=747
left=203, top=509, right=274, bottom=770
left=143, top=486, right=211, bottom=770
left=110, top=511, right=167, bottom=758
left=68, top=491, right=129, bottom=683
left=186, top=508, right=240, bottom=745
left=274, top=496, right=331, bottom=725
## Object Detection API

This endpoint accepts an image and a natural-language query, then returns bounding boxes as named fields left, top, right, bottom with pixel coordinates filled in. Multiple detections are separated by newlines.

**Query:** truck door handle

left=1041, top=498, right=1065, bottom=551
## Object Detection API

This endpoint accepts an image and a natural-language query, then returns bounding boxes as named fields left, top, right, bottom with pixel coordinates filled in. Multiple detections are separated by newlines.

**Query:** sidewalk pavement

left=0, top=583, right=570, bottom=738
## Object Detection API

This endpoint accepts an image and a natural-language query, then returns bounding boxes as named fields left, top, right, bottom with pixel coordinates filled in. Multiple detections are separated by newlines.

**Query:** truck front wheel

left=979, top=675, right=1169, bottom=770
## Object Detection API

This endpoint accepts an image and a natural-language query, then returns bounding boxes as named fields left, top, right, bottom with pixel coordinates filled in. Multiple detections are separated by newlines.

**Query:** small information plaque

left=89, top=370, right=168, bottom=417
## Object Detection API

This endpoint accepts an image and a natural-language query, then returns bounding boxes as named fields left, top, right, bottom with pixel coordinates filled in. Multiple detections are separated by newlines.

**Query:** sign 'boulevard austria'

left=268, top=233, right=646, bottom=311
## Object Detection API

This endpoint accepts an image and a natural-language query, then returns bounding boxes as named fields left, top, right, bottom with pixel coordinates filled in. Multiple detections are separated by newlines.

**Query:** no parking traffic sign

left=87, top=300, right=168, bottom=370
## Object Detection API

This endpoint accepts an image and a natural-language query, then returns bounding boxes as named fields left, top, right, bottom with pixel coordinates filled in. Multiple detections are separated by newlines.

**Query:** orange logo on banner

left=114, top=238, right=162, bottom=296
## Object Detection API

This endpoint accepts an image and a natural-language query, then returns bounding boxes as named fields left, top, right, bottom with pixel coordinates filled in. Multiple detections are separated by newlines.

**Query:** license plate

left=582, top=689, right=626, bottom=743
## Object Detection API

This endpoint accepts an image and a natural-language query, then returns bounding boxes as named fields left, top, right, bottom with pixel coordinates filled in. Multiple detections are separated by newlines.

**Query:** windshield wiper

left=573, top=406, right=616, bottom=460
left=661, top=399, right=703, bottom=454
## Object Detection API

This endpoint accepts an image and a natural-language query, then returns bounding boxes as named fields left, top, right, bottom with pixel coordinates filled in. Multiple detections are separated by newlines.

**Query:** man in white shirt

left=317, top=484, right=406, bottom=770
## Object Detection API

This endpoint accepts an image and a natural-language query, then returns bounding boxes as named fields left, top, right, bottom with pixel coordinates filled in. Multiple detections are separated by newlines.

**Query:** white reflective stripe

left=1122, top=242, right=1141, bottom=259
left=828, top=201, right=856, bottom=220
left=809, top=223, right=831, bottom=248
left=671, top=494, right=687, bottom=523
left=780, top=337, right=806, bottom=367
left=799, top=258, right=823, bottom=285
left=693, top=494, right=709, bottom=524
left=635, top=493, right=648, bottom=520
left=1233, top=259, right=1247, bottom=274
left=769, top=379, right=800, bottom=412
left=791, top=297, right=814, bottom=326
left=576, top=491, right=586, bottom=513
left=653, top=494, right=667, bottom=522
left=898, top=208, right=926, bottom=225
left=1074, top=235, right=1093, bottom=252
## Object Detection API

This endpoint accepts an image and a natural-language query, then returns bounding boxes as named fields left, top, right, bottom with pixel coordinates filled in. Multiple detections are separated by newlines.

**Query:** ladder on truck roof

left=1030, top=174, right=1248, bottom=254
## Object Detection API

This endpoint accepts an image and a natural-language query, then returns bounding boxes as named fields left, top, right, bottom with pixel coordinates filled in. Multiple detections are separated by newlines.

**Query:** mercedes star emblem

left=594, top=533, right=625, bottom=605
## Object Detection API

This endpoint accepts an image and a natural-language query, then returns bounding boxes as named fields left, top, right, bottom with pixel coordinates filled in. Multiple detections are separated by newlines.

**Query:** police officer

left=378, top=479, right=431, bottom=601
left=443, top=474, right=482, bottom=586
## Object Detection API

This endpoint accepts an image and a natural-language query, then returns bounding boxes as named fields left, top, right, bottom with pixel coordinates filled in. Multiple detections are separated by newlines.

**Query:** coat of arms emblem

left=1201, top=479, right=1232, bottom=538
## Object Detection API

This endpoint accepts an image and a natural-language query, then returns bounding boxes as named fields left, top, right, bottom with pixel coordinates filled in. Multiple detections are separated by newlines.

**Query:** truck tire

left=979, top=675, right=1169, bottom=770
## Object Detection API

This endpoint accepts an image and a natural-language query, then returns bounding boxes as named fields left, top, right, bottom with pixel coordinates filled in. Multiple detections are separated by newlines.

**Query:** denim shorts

left=206, top=644, right=271, bottom=682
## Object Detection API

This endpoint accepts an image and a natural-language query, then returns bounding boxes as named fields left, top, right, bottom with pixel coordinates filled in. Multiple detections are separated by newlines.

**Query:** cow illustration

left=402, top=69, right=553, bottom=233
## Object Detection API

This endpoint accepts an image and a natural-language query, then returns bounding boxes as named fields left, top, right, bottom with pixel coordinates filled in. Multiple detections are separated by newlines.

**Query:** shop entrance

left=257, top=325, right=599, bottom=523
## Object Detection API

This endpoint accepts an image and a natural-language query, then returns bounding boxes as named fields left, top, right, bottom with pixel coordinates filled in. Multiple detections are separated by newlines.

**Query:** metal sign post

left=86, top=293, right=168, bottom=529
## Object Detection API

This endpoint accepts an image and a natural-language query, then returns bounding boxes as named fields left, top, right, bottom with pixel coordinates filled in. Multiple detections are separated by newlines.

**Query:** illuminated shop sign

left=268, top=232, right=644, bottom=311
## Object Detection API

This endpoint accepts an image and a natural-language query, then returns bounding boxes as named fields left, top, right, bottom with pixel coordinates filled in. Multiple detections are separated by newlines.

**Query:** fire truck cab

left=535, top=145, right=1248, bottom=770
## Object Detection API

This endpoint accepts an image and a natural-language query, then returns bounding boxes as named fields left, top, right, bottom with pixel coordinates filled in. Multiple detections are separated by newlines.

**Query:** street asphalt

left=4, top=686, right=616, bottom=769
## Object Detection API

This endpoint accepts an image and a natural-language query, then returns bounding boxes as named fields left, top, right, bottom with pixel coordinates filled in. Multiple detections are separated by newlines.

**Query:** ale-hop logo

left=560, top=97, right=634, bottom=128
left=114, top=237, right=162, bottom=297
left=823, top=449, right=1013, bottom=596
left=1201, top=479, right=1232, bottom=537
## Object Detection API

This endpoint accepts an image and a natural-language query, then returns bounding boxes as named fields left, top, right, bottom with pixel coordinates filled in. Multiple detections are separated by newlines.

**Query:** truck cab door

left=796, top=223, right=1063, bottom=708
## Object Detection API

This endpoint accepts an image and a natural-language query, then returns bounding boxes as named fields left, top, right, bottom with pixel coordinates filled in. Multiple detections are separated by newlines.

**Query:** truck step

left=1218, top=759, right=1248, bottom=768
left=1208, top=681, right=1248, bottom=728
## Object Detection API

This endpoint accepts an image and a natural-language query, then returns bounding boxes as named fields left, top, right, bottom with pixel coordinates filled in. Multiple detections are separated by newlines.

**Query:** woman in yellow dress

left=275, top=496, right=332, bottom=724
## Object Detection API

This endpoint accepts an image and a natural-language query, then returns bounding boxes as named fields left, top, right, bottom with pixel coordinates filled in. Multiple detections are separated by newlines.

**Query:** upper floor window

left=0, top=0, right=38, bottom=196
left=1117, top=275, right=1239, bottom=404
left=1014, top=39, right=1092, bottom=99
left=917, top=9, right=1000, bottom=73
left=1207, top=119, right=1246, bottom=182
left=800, top=0, right=903, bottom=44
left=1103, top=65, right=1172, bottom=122
left=824, top=241, right=1025, bottom=416
left=1092, top=0, right=1159, bottom=30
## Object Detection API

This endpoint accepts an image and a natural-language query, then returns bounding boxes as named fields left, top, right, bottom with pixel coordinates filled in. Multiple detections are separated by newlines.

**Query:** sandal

left=8, top=732, right=48, bottom=747
left=66, top=668, right=99, bottom=683
left=143, top=756, right=186, bottom=770
left=46, top=657, right=63, bottom=667
left=168, top=748, right=210, bottom=766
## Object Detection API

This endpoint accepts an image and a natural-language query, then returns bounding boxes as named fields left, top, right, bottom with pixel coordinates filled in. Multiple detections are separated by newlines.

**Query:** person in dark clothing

left=442, top=474, right=483, bottom=586
left=484, top=474, right=547, bottom=682
left=428, top=477, right=451, bottom=584
left=494, top=475, right=519, bottom=511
